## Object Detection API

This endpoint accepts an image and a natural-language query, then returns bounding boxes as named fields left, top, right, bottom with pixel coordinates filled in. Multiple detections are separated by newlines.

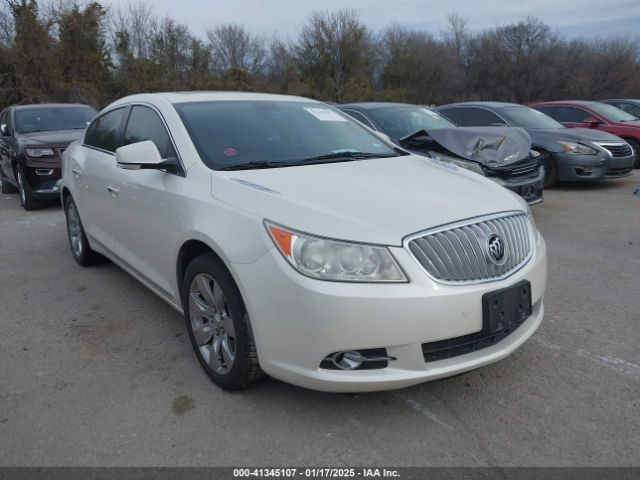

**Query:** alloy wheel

left=17, top=170, right=26, bottom=205
left=189, top=273, right=236, bottom=375
left=66, top=202, right=83, bottom=257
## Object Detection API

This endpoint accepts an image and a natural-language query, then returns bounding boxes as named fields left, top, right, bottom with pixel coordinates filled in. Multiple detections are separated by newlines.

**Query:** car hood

left=528, top=128, right=626, bottom=151
left=16, top=129, right=85, bottom=147
left=211, top=155, right=525, bottom=246
left=423, top=126, right=532, bottom=166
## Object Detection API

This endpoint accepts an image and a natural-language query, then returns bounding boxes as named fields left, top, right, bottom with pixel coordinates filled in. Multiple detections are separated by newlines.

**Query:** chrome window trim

left=402, top=210, right=536, bottom=286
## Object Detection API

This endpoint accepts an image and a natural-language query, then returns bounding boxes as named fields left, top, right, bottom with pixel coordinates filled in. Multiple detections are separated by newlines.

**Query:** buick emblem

left=486, top=234, right=507, bottom=265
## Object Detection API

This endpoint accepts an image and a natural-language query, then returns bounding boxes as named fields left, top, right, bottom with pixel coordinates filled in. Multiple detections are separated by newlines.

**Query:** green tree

left=55, top=2, right=111, bottom=105
left=6, top=0, right=60, bottom=103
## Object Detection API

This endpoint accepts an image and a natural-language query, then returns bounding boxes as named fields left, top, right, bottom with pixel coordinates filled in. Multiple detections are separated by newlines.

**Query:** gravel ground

left=0, top=173, right=639, bottom=467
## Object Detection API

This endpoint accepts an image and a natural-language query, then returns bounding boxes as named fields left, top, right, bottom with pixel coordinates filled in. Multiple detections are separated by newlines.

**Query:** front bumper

left=554, top=152, right=634, bottom=181
left=488, top=168, right=545, bottom=205
left=232, top=231, right=547, bottom=392
left=23, top=156, right=62, bottom=199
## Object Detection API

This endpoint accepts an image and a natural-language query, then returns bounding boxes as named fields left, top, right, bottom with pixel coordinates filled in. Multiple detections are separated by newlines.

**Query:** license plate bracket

left=482, top=280, right=532, bottom=335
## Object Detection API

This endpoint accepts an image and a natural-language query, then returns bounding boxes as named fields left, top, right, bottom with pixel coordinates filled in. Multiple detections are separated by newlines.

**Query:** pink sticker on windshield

left=223, top=147, right=237, bottom=157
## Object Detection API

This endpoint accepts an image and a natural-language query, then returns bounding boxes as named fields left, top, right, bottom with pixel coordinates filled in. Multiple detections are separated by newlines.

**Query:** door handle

left=107, top=186, right=120, bottom=195
left=72, top=168, right=81, bottom=176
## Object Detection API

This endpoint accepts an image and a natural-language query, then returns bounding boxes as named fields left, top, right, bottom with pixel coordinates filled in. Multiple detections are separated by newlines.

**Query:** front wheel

left=183, top=254, right=263, bottom=390
left=64, top=196, right=102, bottom=266
left=17, top=166, right=44, bottom=210
left=541, top=152, right=558, bottom=188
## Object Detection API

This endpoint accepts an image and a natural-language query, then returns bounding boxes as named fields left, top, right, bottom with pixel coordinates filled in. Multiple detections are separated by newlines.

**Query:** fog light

left=575, top=166, right=594, bottom=176
left=320, top=348, right=396, bottom=370
left=332, top=351, right=364, bottom=370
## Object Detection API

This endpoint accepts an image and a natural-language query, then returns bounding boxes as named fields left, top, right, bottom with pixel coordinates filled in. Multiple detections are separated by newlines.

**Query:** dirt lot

left=0, top=173, right=639, bottom=466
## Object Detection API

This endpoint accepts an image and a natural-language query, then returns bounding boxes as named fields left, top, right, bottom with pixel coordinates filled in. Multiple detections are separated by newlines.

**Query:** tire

left=64, top=195, right=102, bottom=266
left=16, top=166, right=44, bottom=210
left=0, top=173, right=17, bottom=193
left=183, top=253, right=263, bottom=390
left=541, top=152, right=558, bottom=188
left=626, top=139, right=640, bottom=168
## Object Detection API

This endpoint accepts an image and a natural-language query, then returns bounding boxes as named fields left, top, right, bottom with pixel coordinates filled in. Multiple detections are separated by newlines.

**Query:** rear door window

left=438, top=108, right=465, bottom=125
left=464, top=108, right=505, bottom=126
left=550, top=106, right=592, bottom=123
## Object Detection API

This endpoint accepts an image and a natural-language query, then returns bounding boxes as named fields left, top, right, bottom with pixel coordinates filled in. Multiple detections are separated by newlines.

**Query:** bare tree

left=378, top=25, right=448, bottom=104
left=110, top=0, right=157, bottom=60
left=206, top=23, right=265, bottom=76
left=295, top=9, right=374, bottom=101
left=264, top=35, right=302, bottom=93
left=443, top=13, right=471, bottom=100
left=0, top=1, right=15, bottom=46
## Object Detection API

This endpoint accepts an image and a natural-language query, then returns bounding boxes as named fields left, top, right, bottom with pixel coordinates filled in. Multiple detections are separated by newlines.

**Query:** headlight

left=265, top=221, right=407, bottom=283
left=26, top=148, right=55, bottom=157
left=530, top=149, right=541, bottom=158
left=429, top=153, right=485, bottom=175
left=557, top=141, right=597, bottom=155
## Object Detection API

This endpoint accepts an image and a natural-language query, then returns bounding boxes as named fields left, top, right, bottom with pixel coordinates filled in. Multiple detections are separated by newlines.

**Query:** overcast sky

left=105, top=0, right=640, bottom=40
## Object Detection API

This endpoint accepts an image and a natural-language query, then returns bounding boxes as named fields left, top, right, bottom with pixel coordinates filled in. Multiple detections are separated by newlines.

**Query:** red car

left=530, top=101, right=640, bottom=168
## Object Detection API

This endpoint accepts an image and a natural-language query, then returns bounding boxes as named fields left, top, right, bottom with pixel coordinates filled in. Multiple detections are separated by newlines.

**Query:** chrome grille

left=597, top=143, right=633, bottom=158
left=407, top=212, right=533, bottom=283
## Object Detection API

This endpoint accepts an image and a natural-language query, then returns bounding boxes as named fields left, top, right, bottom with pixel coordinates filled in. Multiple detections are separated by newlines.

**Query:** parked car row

left=338, top=102, right=545, bottom=202
left=437, top=102, right=637, bottom=185
left=338, top=101, right=638, bottom=190
left=0, top=93, right=636, bottom=393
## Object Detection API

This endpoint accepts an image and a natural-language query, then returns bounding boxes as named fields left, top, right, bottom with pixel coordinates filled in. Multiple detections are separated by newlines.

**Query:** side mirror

left=0, top=124, right=9, bottom=136
left=115, top=140, right=181, bottom=175
left=582, top=117, right=601, bottom=127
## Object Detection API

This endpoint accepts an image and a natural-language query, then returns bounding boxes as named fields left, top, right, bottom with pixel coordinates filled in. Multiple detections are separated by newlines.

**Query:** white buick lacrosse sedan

left=61, top=92, right=547, bottom=392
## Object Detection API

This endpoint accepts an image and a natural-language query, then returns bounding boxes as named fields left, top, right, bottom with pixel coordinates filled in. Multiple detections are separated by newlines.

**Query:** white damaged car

left=61, top=92, right=547, bottom=392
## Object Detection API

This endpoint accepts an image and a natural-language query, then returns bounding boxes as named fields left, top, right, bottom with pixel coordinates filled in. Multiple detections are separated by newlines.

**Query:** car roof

left=530, top=100, right=600, bottom=107
left=338, top=102, right=423, bottom=110
left=11, top=103, right=94, bottom=110
left=112, top=91, right=317, bottom=106
left=438, top=101, right=521, bottom=109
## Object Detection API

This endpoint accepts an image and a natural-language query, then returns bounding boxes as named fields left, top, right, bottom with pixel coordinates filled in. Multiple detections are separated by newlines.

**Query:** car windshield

left=15, top=106, right=97, bottom=134
left=368, top=106, right=456, bottom=139
left=587, top=103, right=638, bottom=122
left=174, top=101, right=400, bottom=170
left=500, top=106, right=565, bottom=129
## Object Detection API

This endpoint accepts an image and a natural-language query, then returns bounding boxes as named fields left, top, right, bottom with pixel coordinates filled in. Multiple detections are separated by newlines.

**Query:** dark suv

left=0, top=103, right=97, bottom=210
left=438, top=102, right=635, bottom=186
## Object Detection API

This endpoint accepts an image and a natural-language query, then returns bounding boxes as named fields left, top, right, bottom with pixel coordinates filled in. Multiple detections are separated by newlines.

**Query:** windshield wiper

left=217, top=160, right=293, bottom=171
left=218, top=152, right=398, bottom=170
left=294, top=151, right=398, bottom=165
